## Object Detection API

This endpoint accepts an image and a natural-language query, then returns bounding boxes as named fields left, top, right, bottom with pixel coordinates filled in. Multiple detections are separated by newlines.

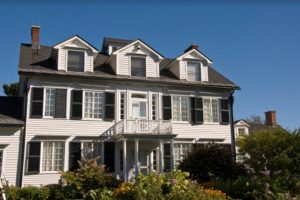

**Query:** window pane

left=42, top=142, right=64, bottom=172
left=187, top=62, right=201, bottom=81
left=68, top=51, right=84, bottom=72
left=140, top=102, right=146, bottom=117
left=84, top=92, right=93, bottom=118
left=203, top=99, right=212, bottom=122
left=45, top=89, right=56, bottom=117
left=212, top=99, right=219, bottom=122
left=131, top=57, right=146, bottom=77
left=172, top=96, right=189, bottom=121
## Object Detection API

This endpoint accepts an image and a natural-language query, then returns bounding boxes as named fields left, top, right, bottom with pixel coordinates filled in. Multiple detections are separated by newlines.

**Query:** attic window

left=68, top=51, right=84, bottom=72
left=187, top=62, right=201, bottom=81
left=131, top=57, right=146, bottom=77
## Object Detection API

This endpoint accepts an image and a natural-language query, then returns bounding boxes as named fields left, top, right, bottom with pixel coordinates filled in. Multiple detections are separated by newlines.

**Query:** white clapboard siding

left=57, top=48, right=94, bottom=72
left=84, top=51, right=94, bottom=72
left=179, top=60, right=187, bottom=80
left=172, top=123, right=231, bottom=143
left=146, top=56, right=158, bottom=77
left=0, top=127, right=22, bottom=186
left=201, top=65, right=209, bottom=82
left=117, top=53, right=130, bottom=75
left=57, top=49, right=66, bottom=71
left=116, top=44, right=159, bottom=77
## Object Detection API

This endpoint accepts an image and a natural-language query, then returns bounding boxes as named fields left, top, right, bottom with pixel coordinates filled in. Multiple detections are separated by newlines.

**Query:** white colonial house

left=0, top=26, right=240, bottom=187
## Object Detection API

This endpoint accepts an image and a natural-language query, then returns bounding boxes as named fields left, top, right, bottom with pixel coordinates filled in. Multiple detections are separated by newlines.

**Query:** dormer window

left=131, top=57, right=146, bottom=77
left=187, top=61, right=201, bottom=81
left=67, top=50, right=84, bottom=72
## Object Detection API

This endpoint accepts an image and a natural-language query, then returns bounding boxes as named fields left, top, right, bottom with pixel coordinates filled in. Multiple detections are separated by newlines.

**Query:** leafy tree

left=245, top=114, right=264, bottom=124
left=239, top=128, right=300, bottom=196
left=179, top=143, right=245, bottom=183
left=2, top=82, right=19, bottom=96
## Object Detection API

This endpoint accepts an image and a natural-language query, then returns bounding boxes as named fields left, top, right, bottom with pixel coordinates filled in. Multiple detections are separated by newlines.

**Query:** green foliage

left=179, top=143, right=244, bottom=182
left=239, top=127, right=300, bottom=197
left=6, top=186, right=50, bottom=200
left=2, top=82, right=19, bottom=96
left=61, top=158, right=118, bottom=198
left=88, top=171, right=229, bottom=200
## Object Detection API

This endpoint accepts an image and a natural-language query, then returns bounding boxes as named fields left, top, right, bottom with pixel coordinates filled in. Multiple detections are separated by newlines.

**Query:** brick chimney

left=265, top=111, right=277, bottom=126
left=31, top=25, right=40, bottom=49
left=184, top=44, right=199, bottom=53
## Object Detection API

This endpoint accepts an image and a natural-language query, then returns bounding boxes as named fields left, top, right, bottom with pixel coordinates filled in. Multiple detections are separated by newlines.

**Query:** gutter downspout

left=17, top=78, right=29, bottom=187
left=229, top=90, right=236, bottom=161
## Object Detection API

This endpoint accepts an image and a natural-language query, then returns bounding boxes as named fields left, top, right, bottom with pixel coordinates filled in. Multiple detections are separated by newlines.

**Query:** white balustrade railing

left=123, top=119, right=172, bottom=134
left=99, top=119, right=172, bottom=137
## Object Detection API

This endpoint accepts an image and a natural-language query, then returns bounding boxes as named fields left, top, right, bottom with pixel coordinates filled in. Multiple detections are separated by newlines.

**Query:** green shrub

left=61, top=158, right=118, bottom=198
left=6, top=185, right=50, bottom=200
left=179, top=143, right=245, bottom=183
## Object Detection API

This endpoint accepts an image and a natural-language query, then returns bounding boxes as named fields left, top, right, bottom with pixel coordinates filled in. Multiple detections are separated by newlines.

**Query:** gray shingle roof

left=0, top=114, right=23, bottom=127
left=19, top=43, right=240, bottom=90
left=102, top=37, right=134, bottom=52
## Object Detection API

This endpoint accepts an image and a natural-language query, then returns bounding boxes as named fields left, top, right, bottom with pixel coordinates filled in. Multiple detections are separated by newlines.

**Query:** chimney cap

left=184, top=44, right=199, bottom=53
left=31, top=25, right=40, bottom=28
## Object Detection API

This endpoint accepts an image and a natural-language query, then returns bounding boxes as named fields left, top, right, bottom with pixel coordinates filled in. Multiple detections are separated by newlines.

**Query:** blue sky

left=0, top=2, right=299, bottom=129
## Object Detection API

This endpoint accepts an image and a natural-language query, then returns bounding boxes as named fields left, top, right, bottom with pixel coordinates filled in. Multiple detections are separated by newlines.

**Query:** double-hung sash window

left=173, top=144, right=192, bottom=167
left=187, top=62, right=201, bottom=81
left=84, top=91, right=103, bottom=119
left=41, top=141, right=64, bottom=172
left=68, top=50, right=85, bottom=72
left=131, top=57, right=146, bottom=77
left=44, top=88, right=56, bottom=117
left=203, top=98, right=219, bottom=123
left=172, top=96, right=189, bottom=121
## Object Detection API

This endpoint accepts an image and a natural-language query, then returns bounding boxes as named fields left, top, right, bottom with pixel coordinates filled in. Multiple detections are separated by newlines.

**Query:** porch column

left=123, top=139, right=127, bottom=181
left=100, top=141, right=104, bottom=164
left=134, top=139, right=139, bottom=177
left=159, top=140, right=164, bottom=172
left=170, top=140, right=174, bottom=170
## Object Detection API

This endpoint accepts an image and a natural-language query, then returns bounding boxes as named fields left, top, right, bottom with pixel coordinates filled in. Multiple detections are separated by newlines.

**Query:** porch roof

left=113, top=133, right=177, bottom=142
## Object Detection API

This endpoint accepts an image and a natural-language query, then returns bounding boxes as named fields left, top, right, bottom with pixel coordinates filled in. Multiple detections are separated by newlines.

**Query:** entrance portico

left=113, top=134, right=177, bottom=181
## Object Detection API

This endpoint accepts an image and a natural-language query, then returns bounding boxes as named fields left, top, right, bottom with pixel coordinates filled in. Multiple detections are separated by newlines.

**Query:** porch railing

left=123, top=119, right=172, bottom=134
left=100, top=119, right=172, bottom=137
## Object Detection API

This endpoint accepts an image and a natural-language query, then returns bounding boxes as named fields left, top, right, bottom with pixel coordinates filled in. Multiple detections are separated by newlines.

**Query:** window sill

left=171, top=121, right=190, bottom=124
left=39, top=171, right=62, bottom=174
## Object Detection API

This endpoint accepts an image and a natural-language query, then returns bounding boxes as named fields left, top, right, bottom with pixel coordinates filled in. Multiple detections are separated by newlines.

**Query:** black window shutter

left=27, top=142, right=41, bottom=174
left=195, top=98, right=204, bottom=124
left=104, top=92, right=115, bottom=121
left=54, top=89, right=67, bottom=118
left=220, top=99, right=230, bottom=124
left=104, top=142, right=115, bottom=172
left=162, top=96, right=172, bottom=120
left=71, top=90, right=82, bottom=119
left=164, top=143, right=171, bottom=172
left=31, top=88, right=44, bottom=118
left=69, top=142, right=81, bottom=171
left=190, top=97, right=196, bottom=123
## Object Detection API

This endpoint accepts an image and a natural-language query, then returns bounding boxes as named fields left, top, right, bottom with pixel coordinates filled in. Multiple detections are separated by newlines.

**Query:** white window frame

left=43, top=88, right=56, bottom=118
left=83, top=91, right=104, bottom=120
left=203, top=97, right=220, bottom=124
left=130, top=56, right=147, bottom=77
left=171, top=95, right=190, bottom=122
left=151, top=93, right=158, bottom=120
left=67, top=49, right=85, bottom=72
left=173, top=143, right=192, bottom=167
left=130, top=92, right=148, bottom=119
left=187, top=61, right=201, bottom=81
left=238, top=128, right=246, bottom=137
left=40, top=141, right=65, bottom=173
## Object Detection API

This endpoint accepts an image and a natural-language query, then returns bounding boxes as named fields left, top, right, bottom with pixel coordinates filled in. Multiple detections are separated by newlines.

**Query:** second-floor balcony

left=103, top=119, right=173, bottom=137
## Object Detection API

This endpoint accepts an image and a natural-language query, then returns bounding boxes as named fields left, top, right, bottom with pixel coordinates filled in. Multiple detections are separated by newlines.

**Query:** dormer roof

left=53, top=35, right=98, bottom=53
left=112, top=39, right=164, bottom=59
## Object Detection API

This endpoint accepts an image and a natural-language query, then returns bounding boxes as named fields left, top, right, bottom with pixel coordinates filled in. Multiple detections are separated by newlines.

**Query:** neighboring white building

left=1, top=26, right=240, bottom=187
